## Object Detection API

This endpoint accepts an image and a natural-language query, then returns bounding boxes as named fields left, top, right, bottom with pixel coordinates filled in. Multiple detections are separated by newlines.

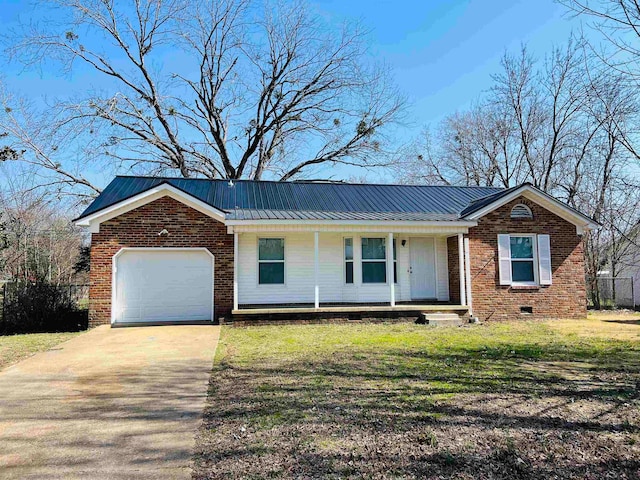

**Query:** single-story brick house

left=74, top=176, right=598, bottom=326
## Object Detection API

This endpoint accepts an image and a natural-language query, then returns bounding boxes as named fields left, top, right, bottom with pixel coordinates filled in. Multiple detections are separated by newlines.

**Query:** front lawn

left=0, top=331, right=80, bottom=371
left=193, top=313, right=640, bottom=479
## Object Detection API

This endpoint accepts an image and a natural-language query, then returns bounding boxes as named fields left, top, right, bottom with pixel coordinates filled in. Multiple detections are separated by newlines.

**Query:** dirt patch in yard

left=193, top=316, right=640, bottom=479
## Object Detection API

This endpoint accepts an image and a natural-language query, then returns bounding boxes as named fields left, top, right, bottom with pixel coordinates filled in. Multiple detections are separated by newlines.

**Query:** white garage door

left=114, top=249, right=213, bottom=324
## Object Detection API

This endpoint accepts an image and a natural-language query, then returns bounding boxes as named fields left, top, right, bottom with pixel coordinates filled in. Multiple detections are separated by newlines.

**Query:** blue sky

left=0, top=0, right=587, bottom=186
left=313, top=0, right=583, bottom=127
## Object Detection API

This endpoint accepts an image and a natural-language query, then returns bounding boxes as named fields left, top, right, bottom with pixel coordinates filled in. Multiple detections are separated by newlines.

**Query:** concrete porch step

left=420, top=313, right=464, bottom=326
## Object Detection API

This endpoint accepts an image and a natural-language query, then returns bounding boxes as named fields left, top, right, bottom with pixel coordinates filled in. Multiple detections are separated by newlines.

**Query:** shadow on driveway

left=0, top=324, right=219, bottom=480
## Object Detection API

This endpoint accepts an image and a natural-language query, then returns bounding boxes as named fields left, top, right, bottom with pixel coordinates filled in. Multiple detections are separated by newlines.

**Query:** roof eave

left=460, top=184, right=600, bottom=232
left=224, top=219, right=478, bottom=226
left=74, top=182, right=228, bottom=232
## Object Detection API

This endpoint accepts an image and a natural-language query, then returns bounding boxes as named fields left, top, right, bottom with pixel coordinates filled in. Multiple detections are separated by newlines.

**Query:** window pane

left=259, top=238, right=284, bottom=260
left=511, top=261, right=534, bottom=282
left=362, top=261, right=386, bottom=283
left=259, top=262, right=285, bottom=284
left=510, top=236, right=533, bottom=259
left=345, top=262, right=354, bottom=284
left=362, top=238, right=386, bottom=260
left=393, top=262, right=397, bottom=284
left=393, top=239, right=397, bottom=260
left=344, top=238, right=353, bottom=260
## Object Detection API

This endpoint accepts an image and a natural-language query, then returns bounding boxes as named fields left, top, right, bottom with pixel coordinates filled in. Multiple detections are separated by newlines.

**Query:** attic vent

left=511, top=204, right=533, bottom=219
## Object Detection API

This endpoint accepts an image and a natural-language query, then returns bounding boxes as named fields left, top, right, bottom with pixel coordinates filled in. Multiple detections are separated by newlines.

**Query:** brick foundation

left=467, top=196, right=587, bottom=321
left=89, top=196, right=233, bottom=326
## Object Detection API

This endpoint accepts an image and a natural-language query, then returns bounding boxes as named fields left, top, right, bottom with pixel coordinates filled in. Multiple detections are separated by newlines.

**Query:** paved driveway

left=0, top=324, right=220, bottom=479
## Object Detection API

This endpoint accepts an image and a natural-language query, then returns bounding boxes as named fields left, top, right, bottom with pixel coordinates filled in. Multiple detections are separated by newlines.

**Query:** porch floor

left=232, top=302, right=468, bottom=316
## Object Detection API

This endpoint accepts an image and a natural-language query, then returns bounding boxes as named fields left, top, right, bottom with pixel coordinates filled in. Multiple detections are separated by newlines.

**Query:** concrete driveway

left=0, top=324, right=220, bottom=479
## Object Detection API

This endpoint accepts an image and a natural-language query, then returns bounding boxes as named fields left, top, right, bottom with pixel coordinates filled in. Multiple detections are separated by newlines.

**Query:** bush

left=0, top=282, right=88, bottom=334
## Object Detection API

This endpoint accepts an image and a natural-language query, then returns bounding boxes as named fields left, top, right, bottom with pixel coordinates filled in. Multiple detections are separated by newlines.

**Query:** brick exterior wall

left=467, top=196, right=587, bottom=321
left=89, top=196, right=233, bottom=326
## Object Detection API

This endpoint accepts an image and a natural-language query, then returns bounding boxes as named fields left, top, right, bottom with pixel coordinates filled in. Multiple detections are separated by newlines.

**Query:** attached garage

left=113, top=248, right=214, bottom=324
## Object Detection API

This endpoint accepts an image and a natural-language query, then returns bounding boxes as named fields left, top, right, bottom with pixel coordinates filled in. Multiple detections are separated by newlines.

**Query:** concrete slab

left=0, top=324, right=219, bottom=479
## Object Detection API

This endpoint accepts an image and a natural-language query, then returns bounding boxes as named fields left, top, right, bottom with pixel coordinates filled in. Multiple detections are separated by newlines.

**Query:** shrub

left=0, top=281, right=88, bottom=334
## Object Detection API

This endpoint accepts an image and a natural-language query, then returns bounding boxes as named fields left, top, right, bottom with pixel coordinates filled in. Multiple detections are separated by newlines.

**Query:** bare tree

left=561, top=0, right=640, bottom=78
left=3, top=0, right=404, bottom=192
left=397, top=36, right=640, bottom=308
left=560, top=0, right=640, bottom=160
left=0, top=187, right=85, bottom=284
left=0, top=86, right=103, bottom=200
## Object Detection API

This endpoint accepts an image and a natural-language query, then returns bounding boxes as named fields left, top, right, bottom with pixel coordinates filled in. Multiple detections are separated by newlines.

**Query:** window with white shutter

left=537, top=234, right=552, bottom=285
left=497, top=234, right=512, bottom=285
left=497, top=234, right=551, bottom=286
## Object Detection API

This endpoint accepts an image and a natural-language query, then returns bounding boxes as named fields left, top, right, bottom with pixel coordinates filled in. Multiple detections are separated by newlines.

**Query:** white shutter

left=537, top=234, right=552, bottom=285
left=497, top=234, right=512, bottom=285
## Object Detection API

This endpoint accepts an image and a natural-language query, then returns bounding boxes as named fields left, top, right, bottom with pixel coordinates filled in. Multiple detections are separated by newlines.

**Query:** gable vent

left=511, top=204, right=533, bottom=219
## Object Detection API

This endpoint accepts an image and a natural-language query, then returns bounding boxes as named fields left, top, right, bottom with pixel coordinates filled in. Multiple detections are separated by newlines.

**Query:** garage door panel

left=114, top=250, right=214, bottom=324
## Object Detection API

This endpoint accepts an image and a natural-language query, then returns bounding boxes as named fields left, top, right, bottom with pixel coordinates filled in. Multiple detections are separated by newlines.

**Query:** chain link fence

left=587, top=276, right=636, bottom=310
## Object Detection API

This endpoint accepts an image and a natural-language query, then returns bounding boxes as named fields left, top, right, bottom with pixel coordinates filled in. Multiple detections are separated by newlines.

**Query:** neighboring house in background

left=598, top=225, right=640, bottom=308
left=74, top=177, right=598, bottom=326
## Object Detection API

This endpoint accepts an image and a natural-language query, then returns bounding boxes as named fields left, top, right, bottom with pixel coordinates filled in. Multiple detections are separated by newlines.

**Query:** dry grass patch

left=0, top=331, right=79, bottom=371
left=193, top=314, right=640, bottom=479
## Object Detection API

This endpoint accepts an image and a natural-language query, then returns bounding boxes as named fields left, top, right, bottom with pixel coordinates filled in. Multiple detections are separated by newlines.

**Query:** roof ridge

left=114, top=175, right=506, bottom=190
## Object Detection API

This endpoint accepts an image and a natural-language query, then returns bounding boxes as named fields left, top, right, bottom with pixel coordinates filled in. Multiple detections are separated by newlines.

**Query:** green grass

left=0, top=331, right=80, bottom=371
left=194, top=314, right=640, bottom=479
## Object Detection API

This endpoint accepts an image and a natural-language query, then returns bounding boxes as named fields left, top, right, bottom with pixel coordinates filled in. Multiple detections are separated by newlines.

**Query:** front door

left=410, top=237, right=437, bottom=300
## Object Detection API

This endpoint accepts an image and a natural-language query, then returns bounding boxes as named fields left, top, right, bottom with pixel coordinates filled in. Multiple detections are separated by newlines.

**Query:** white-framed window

left=511, top=204, right=533, bottom=219
left=258, top=238, right=285, bottom=285
left=361, top=237, right=387, bottom=283
left=497, top=233, right=552, bottom=286
left=344, top=237, right=354, bottom=284
left=509, top=235, right=537, bottom=284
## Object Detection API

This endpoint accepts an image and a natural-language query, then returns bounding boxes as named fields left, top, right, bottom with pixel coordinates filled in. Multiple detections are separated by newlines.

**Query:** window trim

left=508, top=234, right=539, bottom=286
left=361, top=236, right=388, bottom=284
left=257, top=236, right=286, bottom=286
left=344, top=237, right=354, bottom=285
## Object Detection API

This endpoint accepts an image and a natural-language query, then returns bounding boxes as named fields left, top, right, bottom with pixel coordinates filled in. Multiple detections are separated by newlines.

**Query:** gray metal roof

left=459, top=184, right=523, bottom=217
left=77, top=176, right=505, bottom=222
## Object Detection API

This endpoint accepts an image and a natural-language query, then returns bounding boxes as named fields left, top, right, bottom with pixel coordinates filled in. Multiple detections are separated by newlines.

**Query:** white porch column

left=464, top=236, right=473, bottom=317
left=387, top=232, right=395, bottom=307
left=458, top=233, right=466, bottom=306
left=233, top=231, right=239, bottom=311
left=314, top=231, right=320, bottom=309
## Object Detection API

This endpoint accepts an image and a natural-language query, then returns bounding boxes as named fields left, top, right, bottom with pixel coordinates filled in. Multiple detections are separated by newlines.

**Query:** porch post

left=233, top=231, right=239, bottom=311
left=458, top=233, right=466, bottom=306
left=464, top=236, right=473, bottom=317
left=388, top=232, right=395, bottom=307
left=314, top=231, right=320, bottom=309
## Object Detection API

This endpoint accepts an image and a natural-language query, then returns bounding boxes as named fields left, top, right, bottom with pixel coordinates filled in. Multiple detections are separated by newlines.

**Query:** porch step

left=420, top=313, right=464, bottom=326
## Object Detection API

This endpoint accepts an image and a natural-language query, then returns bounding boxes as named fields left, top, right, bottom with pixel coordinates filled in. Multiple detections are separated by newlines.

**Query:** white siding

left=237, top=232, right=451, bottom=305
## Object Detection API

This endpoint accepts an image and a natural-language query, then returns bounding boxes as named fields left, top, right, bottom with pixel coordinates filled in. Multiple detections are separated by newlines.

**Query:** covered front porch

left=228, top=221, right=476, bottom=321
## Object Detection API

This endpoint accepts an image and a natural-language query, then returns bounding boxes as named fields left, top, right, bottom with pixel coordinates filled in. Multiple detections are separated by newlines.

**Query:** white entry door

left=409, top=237, right=437, bottom=300
left=114, top=249, right=214, bottom=324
